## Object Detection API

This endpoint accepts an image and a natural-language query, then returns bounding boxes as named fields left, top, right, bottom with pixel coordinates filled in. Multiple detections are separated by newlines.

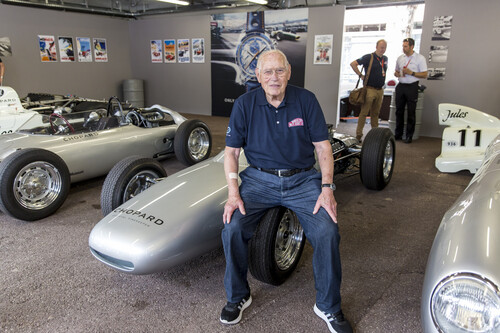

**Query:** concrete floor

left=0, top=115, right=472, bottom=332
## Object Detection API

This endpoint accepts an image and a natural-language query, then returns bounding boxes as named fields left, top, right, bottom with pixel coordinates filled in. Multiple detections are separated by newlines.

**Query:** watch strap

left=246, top=11, right=265, bottom=33
left=322, top=183, right=336, bottom=190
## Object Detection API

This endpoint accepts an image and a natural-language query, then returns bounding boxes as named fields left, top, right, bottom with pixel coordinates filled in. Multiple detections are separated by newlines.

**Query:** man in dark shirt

left=220, top=49, right=352, bottom=333
left=350, top=39, right=388, bottom=142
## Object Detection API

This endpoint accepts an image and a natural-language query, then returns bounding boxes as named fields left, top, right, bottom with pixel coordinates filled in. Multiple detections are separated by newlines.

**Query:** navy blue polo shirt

left=357, top=52, right=388, bottom=88
left=226, top=85, right=328, bottom=169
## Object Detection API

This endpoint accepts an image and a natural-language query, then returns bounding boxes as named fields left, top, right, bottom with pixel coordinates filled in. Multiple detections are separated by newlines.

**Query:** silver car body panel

left=421, top=135, right=500, bottom=332
left=89, top=150, right=249, bottom=274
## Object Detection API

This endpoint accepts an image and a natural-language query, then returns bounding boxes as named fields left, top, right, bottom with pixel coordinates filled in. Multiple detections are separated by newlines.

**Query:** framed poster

left=38, top=35, right=57, bottom=62
left=151, top=40, right=163, bottom=63
left=192, top=38, right=205, bottom=63
left=77, top=37, right=92, bottom=62
left=93, top=38, right=108, bottom=62
left=164, top=39, right=176, bottom=63
left=314, top=34, right=333, bottom=65
left=58, top=37, right=75, bottom=62
left=432, top=16, right=453, bottom=41
left=177, top=39, right=190, bottom=63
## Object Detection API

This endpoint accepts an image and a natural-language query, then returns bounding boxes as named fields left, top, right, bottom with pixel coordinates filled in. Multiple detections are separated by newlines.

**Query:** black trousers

left=395, top=81, right=419, bottom=139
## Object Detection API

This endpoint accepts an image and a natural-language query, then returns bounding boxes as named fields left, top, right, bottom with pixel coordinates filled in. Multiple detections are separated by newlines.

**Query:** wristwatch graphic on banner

left=235, top=11, right=275, bottom=91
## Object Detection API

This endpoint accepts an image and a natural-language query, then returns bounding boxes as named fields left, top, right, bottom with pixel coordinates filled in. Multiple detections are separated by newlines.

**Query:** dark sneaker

left=220, top=295, right=252, bottom=325
left=314, top=304, right=353, bottom=333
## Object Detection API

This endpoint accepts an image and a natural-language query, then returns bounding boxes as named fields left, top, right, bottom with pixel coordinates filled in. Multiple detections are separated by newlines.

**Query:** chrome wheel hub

left=188, top=128, right=210, bottom=161
left=275, top=210, right=304, bottom=271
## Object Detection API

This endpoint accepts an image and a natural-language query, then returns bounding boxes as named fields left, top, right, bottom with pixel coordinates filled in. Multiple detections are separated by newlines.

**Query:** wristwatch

left=322, top=183, right=336, bottom=191
left=235, top=11, right=275, bottom=91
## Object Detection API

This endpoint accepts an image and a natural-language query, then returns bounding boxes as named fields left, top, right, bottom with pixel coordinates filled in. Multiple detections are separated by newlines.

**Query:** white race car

left=435, top=103, right=500, bottom=174
left=0, top=87, right=38, bottom=135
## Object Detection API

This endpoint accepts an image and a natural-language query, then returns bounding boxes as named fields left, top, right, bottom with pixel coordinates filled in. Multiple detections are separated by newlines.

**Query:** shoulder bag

left=349, top=54, right=374, bottom=106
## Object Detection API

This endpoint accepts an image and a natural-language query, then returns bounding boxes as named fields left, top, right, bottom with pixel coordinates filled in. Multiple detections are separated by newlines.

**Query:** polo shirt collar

left=256, top=85, right=297, bottom=108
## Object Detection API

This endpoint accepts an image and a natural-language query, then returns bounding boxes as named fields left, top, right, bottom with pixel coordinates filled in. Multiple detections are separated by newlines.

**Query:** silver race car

left=89, top=127, right=395, bottom=286
left=422, top=134, right=500, bottom=332
left=0, top=97, right=212, bottom=221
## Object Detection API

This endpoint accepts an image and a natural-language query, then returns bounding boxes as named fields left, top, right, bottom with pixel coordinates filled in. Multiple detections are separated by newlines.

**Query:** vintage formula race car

left=0, top=86, right=109, bottom=135
left=422, top=134, right=500, bottom=333
left=89, top=127, right=395, bottom=286
left=0, top=97, right=212, bottom=221
left=435, top=103, right=500, bottom=174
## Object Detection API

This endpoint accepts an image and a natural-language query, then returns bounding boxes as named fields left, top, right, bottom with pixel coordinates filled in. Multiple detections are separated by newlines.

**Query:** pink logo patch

left=288, top=118, right=304, bottom=127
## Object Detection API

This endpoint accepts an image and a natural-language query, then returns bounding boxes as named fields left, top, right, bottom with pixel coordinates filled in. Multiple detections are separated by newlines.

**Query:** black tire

left=174, top=119, right=212, bottom=166
left=360, top=127, right=395, bottom=190
left=249, top=207, right=306, bottom=286
left=100, top=156, right=167, bottom=216
left=0, top=148, right=70, bottom=221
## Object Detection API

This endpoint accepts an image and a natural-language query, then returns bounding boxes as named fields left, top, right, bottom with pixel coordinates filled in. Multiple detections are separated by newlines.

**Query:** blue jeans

left=222, top=166, right=342, bottom=313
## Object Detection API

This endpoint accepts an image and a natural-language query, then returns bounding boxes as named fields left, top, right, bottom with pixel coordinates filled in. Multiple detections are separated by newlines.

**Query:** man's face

left=256, top=53, right=291, bottom=99
left=376, top=41, right=387, bottom=56
left=402, top=41, right=413, bottom=55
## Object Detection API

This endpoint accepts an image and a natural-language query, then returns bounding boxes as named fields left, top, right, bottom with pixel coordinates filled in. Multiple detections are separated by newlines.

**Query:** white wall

left=0, top=4, right=132, bottom=99
left=419, top=0, right=500, bottom=137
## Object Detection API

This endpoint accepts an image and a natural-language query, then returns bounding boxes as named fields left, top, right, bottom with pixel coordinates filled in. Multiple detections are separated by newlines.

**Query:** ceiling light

left=246, top=0, right=268, bottom=4
left=156, top=0, right=190, bottom=6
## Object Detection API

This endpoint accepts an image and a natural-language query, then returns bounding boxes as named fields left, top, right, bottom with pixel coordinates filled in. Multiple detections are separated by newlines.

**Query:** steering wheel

left=107, top=96, right=126, bottom=124
left=49, top=113, right=75, bottom=134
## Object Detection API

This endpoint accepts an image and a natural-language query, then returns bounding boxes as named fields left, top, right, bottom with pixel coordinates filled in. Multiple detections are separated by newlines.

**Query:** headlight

left=431, top=273, right=500, bottom=332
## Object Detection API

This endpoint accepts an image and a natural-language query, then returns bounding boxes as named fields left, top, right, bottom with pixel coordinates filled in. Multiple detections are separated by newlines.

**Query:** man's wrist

left=322, top=183, right=336, bottom=191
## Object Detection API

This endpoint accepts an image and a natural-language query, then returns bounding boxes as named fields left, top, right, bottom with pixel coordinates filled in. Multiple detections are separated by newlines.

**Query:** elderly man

left=220, top=49, right=352, bottom=333
left=394, top=37, right=428, bottom=143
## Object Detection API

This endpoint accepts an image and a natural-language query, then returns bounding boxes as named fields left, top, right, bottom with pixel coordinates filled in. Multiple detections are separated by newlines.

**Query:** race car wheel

left=174, top=119, right=212, bottom=166
left=0, top=148, right=70, bottom=221
left=100, top=156, right=167, bottom=216
left=360, top=127, right=395, bottom=190
left=49, top=113, right=75, bottom=134
left=249, top=207, right=306, bottom=286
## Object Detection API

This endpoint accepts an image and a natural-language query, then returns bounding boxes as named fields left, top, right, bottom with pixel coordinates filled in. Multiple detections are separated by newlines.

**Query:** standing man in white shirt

left=394, top=37, right=427, bottom=143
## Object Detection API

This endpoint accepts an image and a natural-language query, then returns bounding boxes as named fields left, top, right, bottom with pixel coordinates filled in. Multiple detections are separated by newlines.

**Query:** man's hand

left=313, top=188, right=338, bottom=223
left=223, top=193, right=246, bottom=224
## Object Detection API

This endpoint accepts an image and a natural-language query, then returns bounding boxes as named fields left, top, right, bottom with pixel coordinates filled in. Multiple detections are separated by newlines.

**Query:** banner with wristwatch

left=210, top=8, right=308, bottom=117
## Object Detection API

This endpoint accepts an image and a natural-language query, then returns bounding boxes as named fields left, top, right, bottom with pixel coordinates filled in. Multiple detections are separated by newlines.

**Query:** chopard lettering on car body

left=113, top=207, right=164, bottom=225
left=63, top=132, right=99, bottom=141
left=442, top=109, right=468, bottom=122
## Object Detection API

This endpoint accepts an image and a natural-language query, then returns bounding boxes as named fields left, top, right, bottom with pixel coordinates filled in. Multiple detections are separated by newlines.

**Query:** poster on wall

left=210, top=8, right=308, bottom=117
left=432, top=16, right=452, bottom=41
left=313, top=35, right=333, bottom=65
left=58, top=37, right=75, bottom=62
left=150, top=40, right=163, bottom=63
left=428, top=45, right=448, bottom=63
left=177, top=39, right=190, bottom=63
left=38, top=35, right=57, bottom=62
left=164, top=39, right=176, bottom=63
left=428, top=68, right=446, bottom=80
left=93, top=38, right=108, bottom=62
left=192, top=38, right=205, bottom=63
left=77, top=37, right=92, bottom=62
left=0, top=37, right=13, bottom=57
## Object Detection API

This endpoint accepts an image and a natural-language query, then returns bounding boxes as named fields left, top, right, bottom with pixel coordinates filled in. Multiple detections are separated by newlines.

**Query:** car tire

left=0, top=148, right=70, bottom=221
left=174, top=119, right=212, bottom=166
left=101, top=156, right=167, bottom=216
left=249, top=207, right=306, bottom=286
left=360, top=127, right=395, bottom=190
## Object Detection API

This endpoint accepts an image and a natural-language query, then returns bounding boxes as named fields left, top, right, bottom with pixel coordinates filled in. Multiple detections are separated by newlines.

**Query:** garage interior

left=0, top=0, right=499, bottom=332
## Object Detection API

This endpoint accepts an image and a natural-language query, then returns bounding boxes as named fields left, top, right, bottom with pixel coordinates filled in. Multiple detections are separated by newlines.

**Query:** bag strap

left=355, top=66, right=365, bottom=88
left=363, top=54, right=374, bottom=86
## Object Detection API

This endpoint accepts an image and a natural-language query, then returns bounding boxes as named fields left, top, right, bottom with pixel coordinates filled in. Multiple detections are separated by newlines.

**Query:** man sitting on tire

left=220, top=49, right=353, bottom=333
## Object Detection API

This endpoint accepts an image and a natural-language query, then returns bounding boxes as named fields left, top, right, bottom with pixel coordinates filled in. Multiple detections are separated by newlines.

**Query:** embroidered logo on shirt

left=226, top=126, right=231, bottom=136
left=288, top=118, right=304, bottom=127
